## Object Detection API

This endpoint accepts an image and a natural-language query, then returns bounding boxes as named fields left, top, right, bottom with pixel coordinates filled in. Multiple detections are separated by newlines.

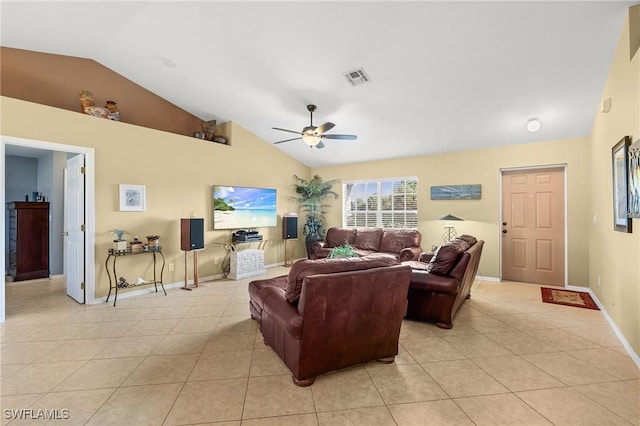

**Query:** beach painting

left=213, top=185, right=277, bottom=229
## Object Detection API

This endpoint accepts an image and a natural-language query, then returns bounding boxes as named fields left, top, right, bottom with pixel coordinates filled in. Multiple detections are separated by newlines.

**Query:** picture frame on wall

left=119, top=184, right=146, bottom=212
left=612, top=136, right=632, bottom=232
left=430, top=184, right=481, bottom=200
left=628, top=139, right=640, bottom=219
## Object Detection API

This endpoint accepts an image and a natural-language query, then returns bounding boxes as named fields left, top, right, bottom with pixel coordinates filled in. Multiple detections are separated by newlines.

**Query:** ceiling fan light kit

left=302, top=134, right=321, bottom=147
left=272, top=104, right=357, bottom=149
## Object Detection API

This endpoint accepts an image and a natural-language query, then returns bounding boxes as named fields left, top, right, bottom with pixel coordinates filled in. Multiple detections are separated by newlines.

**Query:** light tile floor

left=1, top=269, right=638, bottom=425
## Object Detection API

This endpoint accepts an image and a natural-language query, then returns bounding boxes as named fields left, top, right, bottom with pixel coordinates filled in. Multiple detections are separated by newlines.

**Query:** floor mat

left=540, top=287, right=599, bottom=310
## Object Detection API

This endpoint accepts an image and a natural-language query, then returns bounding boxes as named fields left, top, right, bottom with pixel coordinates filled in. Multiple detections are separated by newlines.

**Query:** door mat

left=540, top=287, right=599, bottom=310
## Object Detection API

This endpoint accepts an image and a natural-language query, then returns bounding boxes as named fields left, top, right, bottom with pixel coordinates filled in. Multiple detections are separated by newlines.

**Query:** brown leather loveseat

left=310, top=227, right=423, bottom=261
left=248, top=255, right=412, bottom=386
left=403, top=235, right=484, bottom=329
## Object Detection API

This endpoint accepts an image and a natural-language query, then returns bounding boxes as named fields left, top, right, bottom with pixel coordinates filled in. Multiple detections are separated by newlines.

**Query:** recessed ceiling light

left=526, top=118, right=541, bottom=132
left=161, top=57, right=176, bottom=68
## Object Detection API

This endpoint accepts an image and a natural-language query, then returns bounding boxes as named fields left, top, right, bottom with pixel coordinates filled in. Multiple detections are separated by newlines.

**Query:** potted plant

left=291, top=174, right=339, bottom=258
left=328, top=244, right=358, bottom=259
left=108, top=229, right=129, bottom=252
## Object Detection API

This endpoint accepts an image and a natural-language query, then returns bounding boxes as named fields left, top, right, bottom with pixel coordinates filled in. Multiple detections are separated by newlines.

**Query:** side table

left=105, top=246, right=167, bottom=306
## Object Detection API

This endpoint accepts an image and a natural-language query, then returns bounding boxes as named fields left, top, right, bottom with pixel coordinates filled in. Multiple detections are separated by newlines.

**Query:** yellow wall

left=314, top=136, right=590, bottom=285
left=2, top=7, right=639, bottom=355
left=2, top=97, right=310, bottom=297
left=589, top=14, right=640, bottom=353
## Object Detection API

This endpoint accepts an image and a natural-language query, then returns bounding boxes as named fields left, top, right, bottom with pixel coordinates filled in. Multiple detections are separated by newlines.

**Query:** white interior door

left=64, top=154, right=85, bottom=303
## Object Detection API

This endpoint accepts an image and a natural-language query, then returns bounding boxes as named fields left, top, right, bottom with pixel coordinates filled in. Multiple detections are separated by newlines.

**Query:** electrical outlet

left=168, top=263, right=174, bottom=272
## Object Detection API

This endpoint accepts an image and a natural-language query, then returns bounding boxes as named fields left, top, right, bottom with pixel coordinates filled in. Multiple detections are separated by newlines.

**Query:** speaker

left=283, top=215, right=298, bottom=240
left=181, top=218, right=205, bottom=251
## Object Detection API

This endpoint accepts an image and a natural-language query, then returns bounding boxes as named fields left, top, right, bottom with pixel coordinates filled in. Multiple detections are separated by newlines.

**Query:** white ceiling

left=1, top=1, right=635, bottom=168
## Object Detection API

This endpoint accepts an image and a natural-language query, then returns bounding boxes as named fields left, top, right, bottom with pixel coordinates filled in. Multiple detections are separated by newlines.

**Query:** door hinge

left=81, top=282, right=85, bottom=290
left=81, top=224, right=85, bottom=232
left=81, top=166, right=86, bottom=174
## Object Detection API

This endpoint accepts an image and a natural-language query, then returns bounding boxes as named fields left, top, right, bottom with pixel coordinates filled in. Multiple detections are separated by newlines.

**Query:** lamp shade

left=438, top=214, right=463, bottom=221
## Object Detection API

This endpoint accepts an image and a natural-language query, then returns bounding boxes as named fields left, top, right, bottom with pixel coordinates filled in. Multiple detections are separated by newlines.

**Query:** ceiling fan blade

left=322, top=134, right=357, bottom=140
left=315, top=141, right=326, bottom=149
left=272, top=127, right=302, bottom=135
left=273, top=137, right=302, bottom=144
left=315, top=122, right=335, bottom=134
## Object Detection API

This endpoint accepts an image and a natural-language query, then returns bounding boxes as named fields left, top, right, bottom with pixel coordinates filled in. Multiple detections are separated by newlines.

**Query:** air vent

left=344, top=68, right=371, bottom=86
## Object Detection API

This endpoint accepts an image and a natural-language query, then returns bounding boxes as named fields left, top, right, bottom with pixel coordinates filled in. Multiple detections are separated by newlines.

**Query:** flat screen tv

left=213, top=185, right=277, bottom=230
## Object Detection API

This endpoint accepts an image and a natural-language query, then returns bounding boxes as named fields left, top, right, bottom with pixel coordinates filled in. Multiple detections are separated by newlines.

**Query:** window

left=343, top=177, right=418, bottom=228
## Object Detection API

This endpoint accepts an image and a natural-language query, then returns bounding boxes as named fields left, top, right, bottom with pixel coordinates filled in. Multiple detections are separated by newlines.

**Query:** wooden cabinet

left=7, top=202, right=50, bottom=281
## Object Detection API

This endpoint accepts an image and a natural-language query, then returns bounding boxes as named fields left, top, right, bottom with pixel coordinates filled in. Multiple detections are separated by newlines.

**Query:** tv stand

left=213, top=240, right=269, bottom=279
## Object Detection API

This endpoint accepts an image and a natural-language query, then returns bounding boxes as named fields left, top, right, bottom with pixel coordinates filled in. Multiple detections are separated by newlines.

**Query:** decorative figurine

left=201, top=120, right=216, bottom=141
left=79, top=91, right=119, bottom=121
left=104, top=100, right=120, bottom=121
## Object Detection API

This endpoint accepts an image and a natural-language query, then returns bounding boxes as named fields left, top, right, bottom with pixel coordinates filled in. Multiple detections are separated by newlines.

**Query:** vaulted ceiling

left=1, top=1, right=635, bottom=167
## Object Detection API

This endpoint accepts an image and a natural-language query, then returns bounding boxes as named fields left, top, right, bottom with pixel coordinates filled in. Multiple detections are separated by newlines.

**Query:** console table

left=105, top=246, right=167, bottom=306
left=212, top=240, right=269, bottom=279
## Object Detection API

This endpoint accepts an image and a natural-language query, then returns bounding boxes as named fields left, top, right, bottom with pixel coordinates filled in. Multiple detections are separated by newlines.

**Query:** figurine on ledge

left=79, top=90, right=120, bottom=121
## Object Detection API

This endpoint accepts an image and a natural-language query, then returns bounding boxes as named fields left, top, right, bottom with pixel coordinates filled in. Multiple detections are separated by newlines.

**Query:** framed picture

left=430, top=184, right=481, bottom=200
left=629, top=139, right=640, bottom=219
left=119, top=184, right=146, bottom=212
left=612, top=137, right=631, bottom=232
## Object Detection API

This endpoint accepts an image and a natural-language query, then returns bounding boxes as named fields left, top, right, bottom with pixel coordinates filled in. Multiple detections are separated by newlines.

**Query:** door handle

left=502, top=229, right=507, bottom=234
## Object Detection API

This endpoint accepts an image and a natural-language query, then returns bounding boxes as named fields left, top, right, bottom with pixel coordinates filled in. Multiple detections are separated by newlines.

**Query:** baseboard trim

left=476, top=275, right=501, bottom=282
left=566, top=284, right=640, bottom=370
left=91, top=263, right=291, bottom=305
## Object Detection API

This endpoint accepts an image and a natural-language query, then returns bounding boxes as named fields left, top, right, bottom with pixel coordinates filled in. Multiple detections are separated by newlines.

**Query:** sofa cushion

left=325, top=228, right=357, bottom=248
left=426, top=239, right=471, bottom=275
left=402, top=260, right=431, bottom=271
left=285, top=254, right=399, bottom=303
left=248, top=275, right=288, bottom=319
left=353, top=228, right=383, bottom=251
left=379, top=228, right=421, bottom=254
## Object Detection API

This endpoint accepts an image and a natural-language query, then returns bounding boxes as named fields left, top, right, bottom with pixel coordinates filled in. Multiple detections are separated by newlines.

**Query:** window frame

left=342, top=176, right=418, bottom=229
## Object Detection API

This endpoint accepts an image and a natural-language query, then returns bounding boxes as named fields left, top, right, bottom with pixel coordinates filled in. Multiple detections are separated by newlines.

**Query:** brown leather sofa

left=248, top=255, right=412, bottom=386
left=403, top=235, right=484, bottom=329
left=310, top=227, right=423, bottom=261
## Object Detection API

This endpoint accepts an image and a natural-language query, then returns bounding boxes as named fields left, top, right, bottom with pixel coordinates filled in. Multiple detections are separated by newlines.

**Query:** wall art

left=119, top=184, right=146, bottom=212
left=430, top=184, right=481, bottom=200
left=612, top=136, right=631, bottom=232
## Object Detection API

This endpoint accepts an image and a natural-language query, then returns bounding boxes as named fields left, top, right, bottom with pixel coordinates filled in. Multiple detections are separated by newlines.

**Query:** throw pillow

left=457, top=234, right=478, bottom=246
left=426, top=239, right=471, bottom=275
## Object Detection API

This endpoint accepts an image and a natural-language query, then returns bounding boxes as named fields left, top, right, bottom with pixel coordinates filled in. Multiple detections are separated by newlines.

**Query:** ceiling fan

left=272, top=104, right=357, bottom=149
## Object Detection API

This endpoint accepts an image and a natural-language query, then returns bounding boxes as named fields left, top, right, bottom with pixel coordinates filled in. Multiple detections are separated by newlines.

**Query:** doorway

left=501, top=166, right=566, bottom=286
left=1, top=136, right=96, bottom=323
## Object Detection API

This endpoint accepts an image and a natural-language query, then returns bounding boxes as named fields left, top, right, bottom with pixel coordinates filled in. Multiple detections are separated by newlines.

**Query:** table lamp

left=438, top=214, right=464, bottom=242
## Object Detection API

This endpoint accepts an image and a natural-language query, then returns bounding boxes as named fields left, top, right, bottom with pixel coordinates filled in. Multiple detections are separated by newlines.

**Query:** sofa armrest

left=419, top=252, right=435, bottom=263
left=311, top=240, right=327, bottom=251
left=262, top=289, right=304, bottom=339
left=410, top=270, right=461, bottom=295
left=399, top=247, right=423, bottom=262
